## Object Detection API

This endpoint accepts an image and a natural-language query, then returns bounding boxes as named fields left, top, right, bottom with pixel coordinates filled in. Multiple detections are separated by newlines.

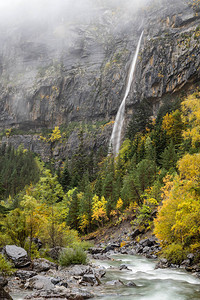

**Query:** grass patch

left=58, top=247, right=87, bottom=266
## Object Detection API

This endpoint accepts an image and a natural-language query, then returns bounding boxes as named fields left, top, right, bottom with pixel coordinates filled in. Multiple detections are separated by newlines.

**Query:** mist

left=0, top=0, right=151, bottom=30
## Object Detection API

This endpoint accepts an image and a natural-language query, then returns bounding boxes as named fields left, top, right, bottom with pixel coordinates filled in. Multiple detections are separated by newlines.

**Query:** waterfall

left=109, top=31, right=144, bottom=156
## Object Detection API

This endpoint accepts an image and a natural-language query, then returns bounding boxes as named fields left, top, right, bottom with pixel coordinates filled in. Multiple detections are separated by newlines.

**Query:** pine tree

left=60, top=160, right=71, bottom=192
left=160, top=141, right=177, bottom=172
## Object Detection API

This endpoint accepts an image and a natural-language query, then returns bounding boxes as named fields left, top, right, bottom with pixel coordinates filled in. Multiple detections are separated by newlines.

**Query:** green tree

left=160, top=141, right=177, bottom=172
left=33, top=169, right=65, bottom=247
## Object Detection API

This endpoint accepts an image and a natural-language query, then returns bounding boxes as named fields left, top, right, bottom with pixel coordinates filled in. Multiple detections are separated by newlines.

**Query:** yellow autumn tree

left=91, top=195, right=107, bottom=227
left=181, top=92, right=200, bottom=147
left=49, top=126, right=62, bottom=143
left=154, top=152, right=200, bottom=258
left=162, top=109, right=183, bottom=144
left=21, top=194, right=46, bottom=257
left=40, top=126, right=62, bottom=146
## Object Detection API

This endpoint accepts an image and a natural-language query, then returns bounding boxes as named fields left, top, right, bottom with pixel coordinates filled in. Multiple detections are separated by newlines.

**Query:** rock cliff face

left=0, top=0, right=200, bottom=158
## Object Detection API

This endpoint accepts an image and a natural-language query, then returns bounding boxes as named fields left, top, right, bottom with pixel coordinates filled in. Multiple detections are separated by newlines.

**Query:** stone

left=3, top=245, right=30, bottom=268
left=180, top=259, right=191, bottom=268
left=106, top=280, right=124, bottom=286
left=139, top=238, right=157, bottom=247
left=25, top=275, right=55, bottom=291
left=104, top=243, right=120, bottom=253
left=120, top=248, right=128, bottom=254
left=129, top=249, right=137, bottom=255
left=142, top=246, right=151, bottom=254
left=187, top=253, right=194, bottom=261
left=32, top=258, right=57, bottom=272
left=16, top=270, right=37, bottom=280
left=60, top=281, right=68, bottom=288
left=155, top=258, right=170, bottom=269
left=126, top=281, right=137, bottom=287
left=119, top=264, right=131, bottom=271
left=68, top=288, right=94, bottom=299
left=92, top=253, right=111, bottom=260
left=80, top=274, right=99, bottom=286
left=69, top=265, right=92, bottom=277
left=93, top=267, right=106, bottom=278
left=51, top=277, right=61, bottom=285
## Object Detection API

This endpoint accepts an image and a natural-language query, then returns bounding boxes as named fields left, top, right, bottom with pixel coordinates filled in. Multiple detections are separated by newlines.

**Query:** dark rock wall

left=0, top=0, right=199, bottom=157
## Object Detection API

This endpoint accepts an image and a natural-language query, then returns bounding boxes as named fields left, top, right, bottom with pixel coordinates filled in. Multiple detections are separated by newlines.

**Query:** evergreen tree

left=60, top=159, right=71, bottom=192
left=160, top=141, right=177, bottom=172
left=66, top=189, right=80, bottom=230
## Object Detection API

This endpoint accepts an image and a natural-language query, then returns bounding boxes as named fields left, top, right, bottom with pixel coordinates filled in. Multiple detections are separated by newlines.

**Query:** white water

left=93, top=254, right=200, bottom=300
left=109, top=31, right=144, bottom=156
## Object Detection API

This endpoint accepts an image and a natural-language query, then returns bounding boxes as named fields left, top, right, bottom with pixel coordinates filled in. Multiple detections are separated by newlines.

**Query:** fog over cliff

left=0, top=0, right=199, bottom=145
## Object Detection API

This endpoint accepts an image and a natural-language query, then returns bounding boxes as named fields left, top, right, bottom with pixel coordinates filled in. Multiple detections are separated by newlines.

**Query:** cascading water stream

left=109, top=31, right=144, bottom=156
left=92, top=254, right=200, bottom=300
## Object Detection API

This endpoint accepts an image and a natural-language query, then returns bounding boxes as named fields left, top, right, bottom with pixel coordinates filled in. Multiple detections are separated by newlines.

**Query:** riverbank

left=2, top=221, right=200, bottom=299
left=6, top=251, right=200, bottom=300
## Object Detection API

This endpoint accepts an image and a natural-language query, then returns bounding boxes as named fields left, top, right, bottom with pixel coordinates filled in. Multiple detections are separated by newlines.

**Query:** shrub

left=162, top=243, right=186, bottom=264
left=58, top=247, right=87, bottom=266
left=0, top=254, right=15, bottom=276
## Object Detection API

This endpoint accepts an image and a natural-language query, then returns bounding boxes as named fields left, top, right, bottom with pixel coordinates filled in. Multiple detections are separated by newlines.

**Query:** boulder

left=139, top=238, right=157, bottom=247
left=119, top=264, right=131, bottom=271
left=142, top=246, right=151, bottom=254
left=92, top=253, right=111, bottom=260
left=3, top=245, right=30, bottom=268
left=68, top=288, right=94, bottom=299
left=25, top=275, right=55, bottom=290
left=16, top=270, right=37, bottom=280
left=24, top=287, right=94, bottom=299
left=60, top=281, right=68, bottom=288
left=120, top=248, right=129, bottom=254
left=80, top=274, right=99, bottom=286
left=146, top=254, right=157, bottom=259
left=32, top=258, right=57, bottom=272
left=187, top=253, right=194, bottom=262
left=69, top=265, right=92, bottom=277
left=51, top=277, right=61, bottom=285
left=93, top=267, right=106, bottom=278
left=106, top=280, right=124, bottom=286
left=180, top=259, right=191, bottom=268
left=155, top=258, right=170, bottom=269
left=103, top=243, right=120, bottom=253
left=126, top=281, right=137, bottom=287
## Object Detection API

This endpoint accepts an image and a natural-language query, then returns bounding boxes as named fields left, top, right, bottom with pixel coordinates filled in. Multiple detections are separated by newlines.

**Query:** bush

left=162, top=243, right=186, bottom=264
left=0, top=254, right=15, bottom=276
left=58, top=247, right=87, bottom=266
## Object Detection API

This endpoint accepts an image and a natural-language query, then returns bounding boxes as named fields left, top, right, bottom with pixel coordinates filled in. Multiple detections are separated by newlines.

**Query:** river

left=93, top=254, right=200, bottom=300
left=11, top=254, right=200, bottom=300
